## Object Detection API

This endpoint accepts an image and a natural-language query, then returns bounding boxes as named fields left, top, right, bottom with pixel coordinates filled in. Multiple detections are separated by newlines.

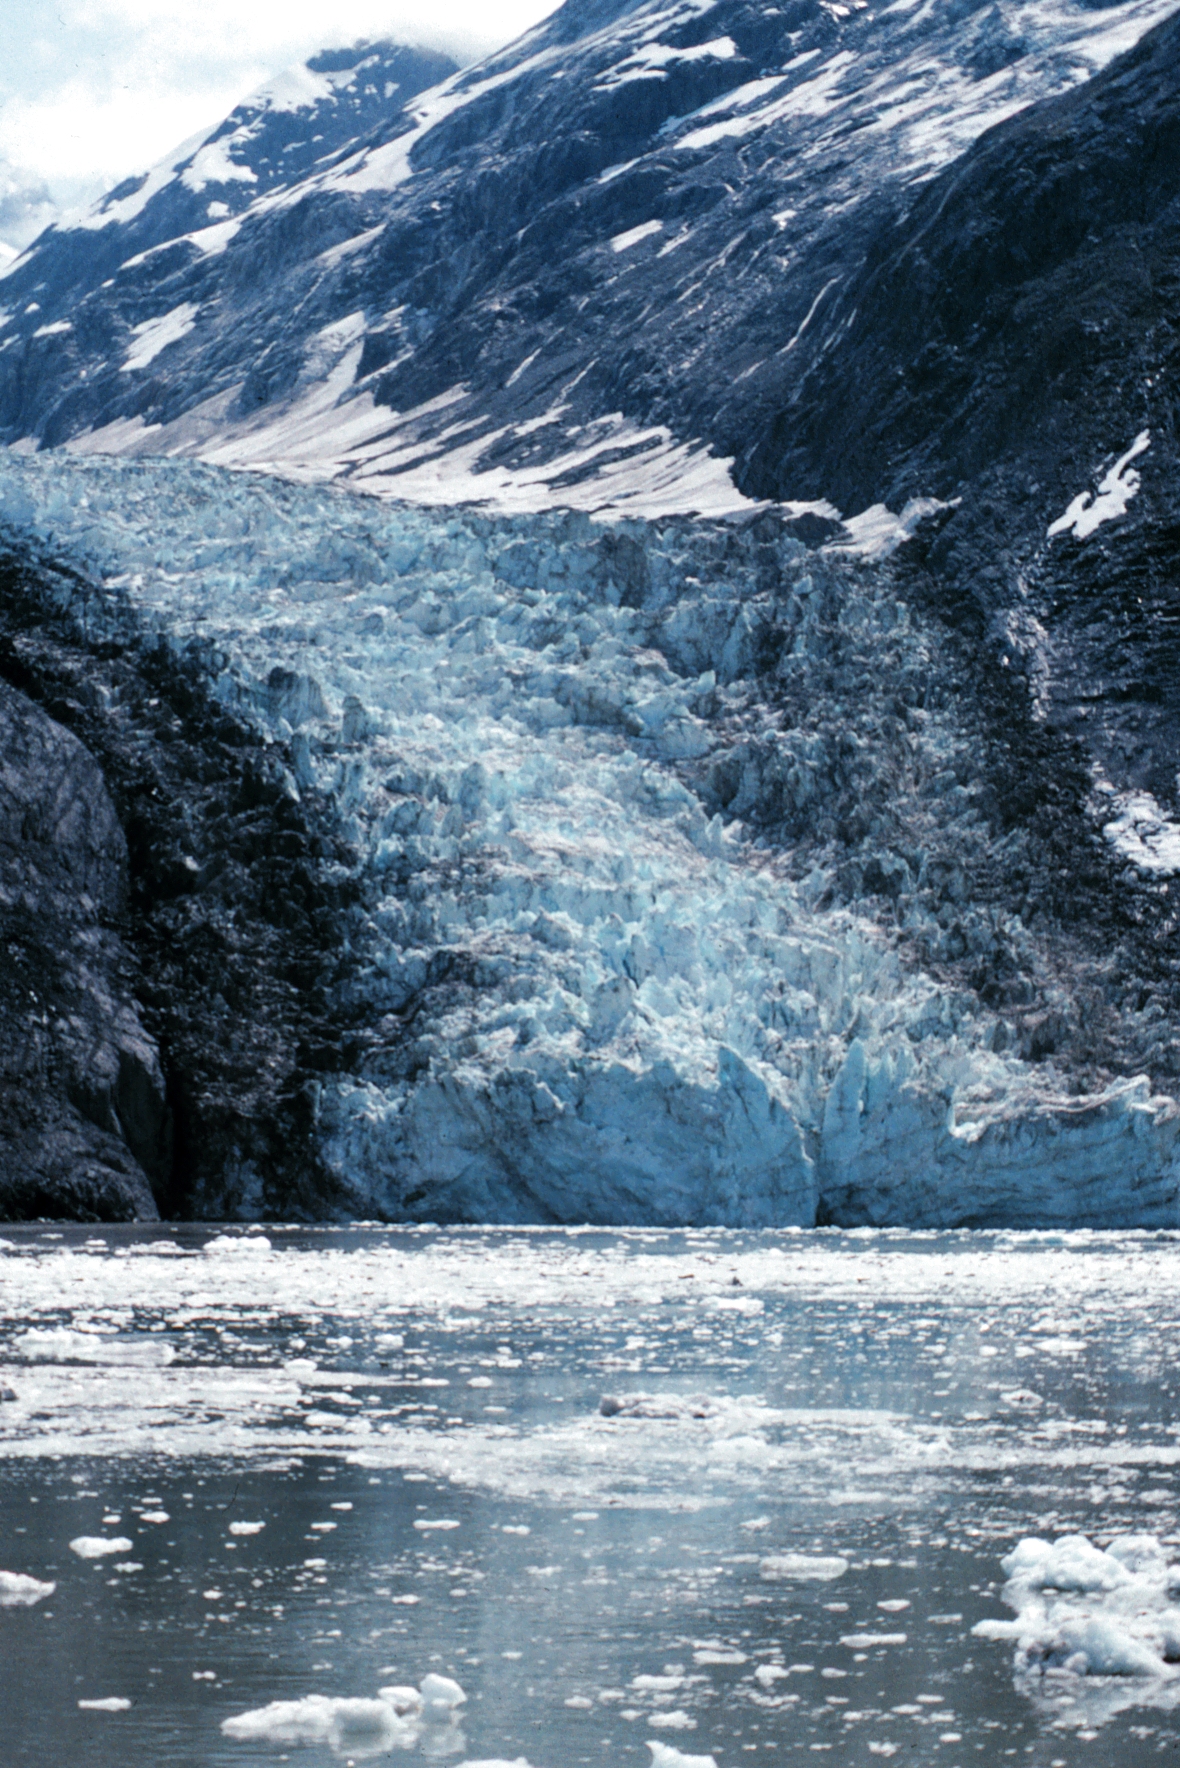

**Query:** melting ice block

left=0, top=1571, right=55, bottom=1607
left=973, top=1532, right=1180, bottom=1712
left=223, top=1673, right=466, bottom=1756
left=648, top=1743, right=719, bottom=1768
left=760, top=1553, right=848, bottom=1581
left=69, top=1536, right=133, bottom=1559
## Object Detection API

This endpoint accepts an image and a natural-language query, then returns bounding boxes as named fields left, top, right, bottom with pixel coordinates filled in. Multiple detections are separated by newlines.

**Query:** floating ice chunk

left=649, top=1710, right=696, bottom=1728
left=998, top=1388, right=1043, bottom=1410
left=202, top=1234, right=272, bottom=1256
left=419, top=1673, right=466, bottom=1718
left=228, top=1521, right=265, bottom=1536
left=14, top=1327, right=173, bottom=1366
left=599, top=1393, right=717, bottom=1420
left=377, top=1685, right=423, bottom=1713
left=648, top=1743, right=719, bottom=1768
left=139, top=1510, right=169, bottom=1524
left=974, top=1531, right=1180, bottom=1705
left=760, top=1553, right=848, bottom=1581
left=840, top=1632, right=907, bottom=1647
left=1048, top=432, right=1150, bottom=540
left=222, top=1694, right=419, bottom=1752
left=753, top=1664, right=789, bottom=1688
left=1001, top=1533, right=1138, bottom=1594
left=0, top=1570, right=55, bottom=1607
left=413, top=1518, right=461, bottom=1531
left=70, top=1536, right=133, bottom=1559
left=455, top=1760, right=534, bottom=1767
left=632, top=1674, right=685, bottom=1691
left=78, top=1697, right=131, bottom=1712
left=217, top=1674, right=464, bottom=1759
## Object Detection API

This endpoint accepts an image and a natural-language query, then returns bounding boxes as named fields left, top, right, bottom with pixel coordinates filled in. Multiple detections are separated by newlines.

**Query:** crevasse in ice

left=2, top=450, right=1178, bottom=1225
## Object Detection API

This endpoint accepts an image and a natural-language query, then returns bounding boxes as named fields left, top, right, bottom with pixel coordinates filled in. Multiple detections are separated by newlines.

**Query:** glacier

left=2, top=447, right=1179, bottom=1227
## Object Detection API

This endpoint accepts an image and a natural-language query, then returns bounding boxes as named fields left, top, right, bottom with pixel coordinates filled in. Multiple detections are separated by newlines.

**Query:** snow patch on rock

left=122, top=304, right=199, bottom=373
left=1100, top=785, right=1180, bottom=875
left=1048, top=432, right=1150, bottom=540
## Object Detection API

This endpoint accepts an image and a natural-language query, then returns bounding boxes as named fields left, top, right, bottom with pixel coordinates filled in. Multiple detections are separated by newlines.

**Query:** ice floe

left=759, top=1553, right=848, bottom=1581
left=69, top=1536, right=133, bottom=1558
left=15, top=1326, right=173, bottom=1366
left=648, top=1743, right=718, bottom=1768
left=0, top=1570, right=55, bottom=1607
left=222, top=1672, right=466, bottom=1758
left=974, top=1533, right=1180, bottom=1728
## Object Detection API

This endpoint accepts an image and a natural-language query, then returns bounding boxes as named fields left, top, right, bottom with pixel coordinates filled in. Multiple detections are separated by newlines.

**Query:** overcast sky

left=0, top=0, right=558, bottom=243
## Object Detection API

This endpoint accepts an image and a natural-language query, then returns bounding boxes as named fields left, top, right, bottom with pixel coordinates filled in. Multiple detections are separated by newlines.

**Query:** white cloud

left=0, top=0, right=560, bottom=195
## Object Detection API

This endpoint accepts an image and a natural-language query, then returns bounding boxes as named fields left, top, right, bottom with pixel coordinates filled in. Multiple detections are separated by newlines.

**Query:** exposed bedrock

left=750, top=7, right=1180, bottom=844
left=0, top=679, right=163, bottom=1220
left=2, top=453, right=1179, bottom=1227
left=0, top=539, right=370, bottom=1222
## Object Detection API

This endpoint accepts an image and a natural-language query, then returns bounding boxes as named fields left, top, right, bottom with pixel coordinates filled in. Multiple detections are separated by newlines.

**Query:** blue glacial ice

left=2, top=449, right=1179, bottom=1226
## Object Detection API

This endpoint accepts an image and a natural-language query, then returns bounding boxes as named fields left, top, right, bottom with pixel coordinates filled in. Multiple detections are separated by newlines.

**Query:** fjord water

left=2, top=1227, right=1179, bottom=1767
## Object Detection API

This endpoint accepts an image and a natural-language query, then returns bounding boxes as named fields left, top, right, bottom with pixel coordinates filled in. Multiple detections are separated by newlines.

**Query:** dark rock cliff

left=0, top=678, right=162, bottom=1220
left=0, top=541, right=370, bottom=1221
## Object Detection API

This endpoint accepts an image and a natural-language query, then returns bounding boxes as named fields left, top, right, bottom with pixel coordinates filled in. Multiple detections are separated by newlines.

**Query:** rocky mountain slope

left=2, top=0, right=1180, bottom=1223
left=1, top=0, right=1174, bottom=512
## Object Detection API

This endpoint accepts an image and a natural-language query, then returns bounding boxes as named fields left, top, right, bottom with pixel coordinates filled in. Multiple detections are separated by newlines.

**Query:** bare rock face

left=0, top=681, right=164, bottom=1220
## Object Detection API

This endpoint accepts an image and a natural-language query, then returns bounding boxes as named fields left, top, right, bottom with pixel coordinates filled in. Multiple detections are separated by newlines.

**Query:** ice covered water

left=3, top=1226, right=1180, bottom=1764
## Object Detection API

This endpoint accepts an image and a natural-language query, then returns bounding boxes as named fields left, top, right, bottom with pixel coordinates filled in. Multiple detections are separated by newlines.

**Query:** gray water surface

left=2, top=1224, right=1178, bottom=1767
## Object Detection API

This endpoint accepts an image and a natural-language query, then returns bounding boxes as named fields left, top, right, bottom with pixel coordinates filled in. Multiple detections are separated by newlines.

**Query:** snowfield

left=2, top=448, right=1178, bottom=1227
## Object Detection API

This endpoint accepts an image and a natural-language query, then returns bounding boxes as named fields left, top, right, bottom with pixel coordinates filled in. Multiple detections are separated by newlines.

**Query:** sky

left=0, top=0, right=559, bottom=247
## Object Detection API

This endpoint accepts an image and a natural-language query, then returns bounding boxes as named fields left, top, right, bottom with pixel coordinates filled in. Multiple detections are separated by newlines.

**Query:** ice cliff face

left=2, top=449, right=1178, bottom=1226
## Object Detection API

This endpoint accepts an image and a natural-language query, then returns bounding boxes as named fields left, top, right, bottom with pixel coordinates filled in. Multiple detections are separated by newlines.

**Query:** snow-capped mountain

left=1, top=0, right=1174, bottom=519
left=0, top=161, right=60, bottom=259
left=0, top=38, right=457, bottom=375
left=3, top=0, right=1180, bottom=1225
